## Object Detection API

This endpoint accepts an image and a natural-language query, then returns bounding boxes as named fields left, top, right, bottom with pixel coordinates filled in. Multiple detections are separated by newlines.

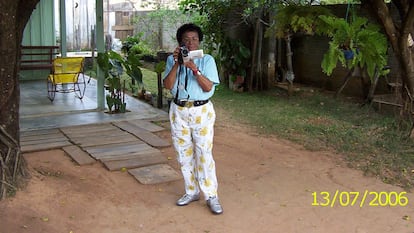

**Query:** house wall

left=20, top=0, right=56, bottom=81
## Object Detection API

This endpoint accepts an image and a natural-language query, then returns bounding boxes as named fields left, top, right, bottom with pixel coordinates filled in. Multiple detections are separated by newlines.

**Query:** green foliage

left=179, top=0, right=278, bottom=48
left=318, top=15, right=388, bottom=79
left=121, top=33, right=152, bottom=58
left=219, top=38, right=251, bottom=77
left=121, top=68, right=159, bottom=95
left=265, top=5, right=333, bottom=38
left=320, top=0, right=360, bottom=4
left=179, top=0, right=256, bottom=77
left=155, top=61, right=166, bottom=74
left=97, top=51, right=143, bottom=113
left=132, top=8, right=199, bottom=51
left=265, top=4, right=388, bottom=81
left=179, top=0, right=237, bottom=49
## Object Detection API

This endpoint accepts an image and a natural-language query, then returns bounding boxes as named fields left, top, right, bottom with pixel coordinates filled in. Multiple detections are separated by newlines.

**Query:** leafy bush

left=121, top=33, right=153, bottom=58
left=97, top=51, right=143, bottom=113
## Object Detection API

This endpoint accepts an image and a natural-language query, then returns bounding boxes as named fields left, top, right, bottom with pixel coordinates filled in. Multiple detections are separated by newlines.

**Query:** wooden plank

left=20, top=129, right=61, bottom=137
left=63, top=130, right=123, bottom=139
left=128, top=164, right=181, bottom=185
left=73, top=136, right=138, bottom=147
left=82, top=141, right=144, bottom=153
left=21, top=141, right=73, bottom=153
left=20, top=136, right=69, bottom=146
left=62, top=145, right=95, bottom=165
left=67, top=132, right=132, bottom=144
left=62, top=126, right=120, bottom=135
left=63, top=127, right=131, bottom=136
left=374, top=101, right=403, bottom=107
left=89, top=144, right=159, bottom=159
left=21, top=133, right=66, bottom=142
left=99, top=150, right=163, bottom=162
left=120, top=120, right=166, bottom=132
left=95, top=147, right=161, bottom=160
left=112, top=25, right=134, bottom=30
left=86, top=143, right=153, bottom=157
left=114, top=121, right=170, bottom=148
left=84, top=143, right=148, bottom=154
left=60, top=124, right=118, bottom=134
left=103, top=152, right=167, bottom=171
left=97, top=148, right=161, bottom=162
left=62, top=129, right=120, bottom=138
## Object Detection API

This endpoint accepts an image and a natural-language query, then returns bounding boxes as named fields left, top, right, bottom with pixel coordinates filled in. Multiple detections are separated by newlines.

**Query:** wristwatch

left=193, top=69, right=202, bottom=76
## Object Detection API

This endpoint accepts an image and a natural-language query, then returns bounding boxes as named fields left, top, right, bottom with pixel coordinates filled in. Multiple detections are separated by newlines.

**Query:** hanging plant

left=317, top=15, right=388, bottom=79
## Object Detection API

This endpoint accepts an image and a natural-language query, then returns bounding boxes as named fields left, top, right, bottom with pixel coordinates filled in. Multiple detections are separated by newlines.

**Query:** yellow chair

left=47, top=57, right=86, bottom=101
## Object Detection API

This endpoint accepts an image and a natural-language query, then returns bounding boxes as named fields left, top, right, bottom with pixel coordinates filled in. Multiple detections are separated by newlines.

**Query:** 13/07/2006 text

left=311, top=190, right=408, bottom=207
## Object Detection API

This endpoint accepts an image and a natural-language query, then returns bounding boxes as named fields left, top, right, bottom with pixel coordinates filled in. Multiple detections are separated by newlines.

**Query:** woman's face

left=181, top=31, right=200, bottom=51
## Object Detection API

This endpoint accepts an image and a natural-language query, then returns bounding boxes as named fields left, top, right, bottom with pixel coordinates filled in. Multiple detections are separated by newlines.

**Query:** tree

left=179, top=0, right=280, bottom=91
left=265, top=4, right=333, bottom=94
left=0, top=0, right=41, bottom=199
left=361, top=0, right=414, bottom=137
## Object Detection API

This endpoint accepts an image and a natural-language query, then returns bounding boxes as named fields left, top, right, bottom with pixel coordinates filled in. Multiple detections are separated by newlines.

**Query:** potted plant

left=317, top=15, right=389, bottom=97
left=317, top=15, right=388, bottom=76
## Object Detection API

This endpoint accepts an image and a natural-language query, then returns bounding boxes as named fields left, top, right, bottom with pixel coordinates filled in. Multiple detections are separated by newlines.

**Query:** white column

left=96, top=0, right=105, bottom=110
left=59, top=0, right=67, bottom=57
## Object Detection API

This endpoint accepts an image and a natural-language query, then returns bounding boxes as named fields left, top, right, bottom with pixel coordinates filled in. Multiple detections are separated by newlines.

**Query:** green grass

left=120, top=67, right=162, bottom=96
left=89, top=64, right=414, bottom=190
left=211, top=85, right=414, bottom=190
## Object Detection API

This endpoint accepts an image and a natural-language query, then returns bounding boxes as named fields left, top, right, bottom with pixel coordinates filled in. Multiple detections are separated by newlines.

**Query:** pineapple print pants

left=169, top=101, right=218, bottom=200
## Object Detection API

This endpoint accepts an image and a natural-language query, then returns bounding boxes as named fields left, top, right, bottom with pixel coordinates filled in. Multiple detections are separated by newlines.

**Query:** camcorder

left=178, top=45, right=189, bottom=64
left=178, top=44, right=204, bottom=64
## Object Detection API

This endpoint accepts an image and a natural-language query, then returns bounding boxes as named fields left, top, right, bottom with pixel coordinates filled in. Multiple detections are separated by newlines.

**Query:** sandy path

left=1, top=115, right=413, bottom=233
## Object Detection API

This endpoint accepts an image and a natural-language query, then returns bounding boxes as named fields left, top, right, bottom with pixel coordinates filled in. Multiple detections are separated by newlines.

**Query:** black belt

left=174, top=99, right=209, bottom=107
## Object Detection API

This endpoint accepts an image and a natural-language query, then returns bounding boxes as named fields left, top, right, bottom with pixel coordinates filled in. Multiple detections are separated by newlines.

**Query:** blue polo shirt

left=163, top=54, right=220, bottom=101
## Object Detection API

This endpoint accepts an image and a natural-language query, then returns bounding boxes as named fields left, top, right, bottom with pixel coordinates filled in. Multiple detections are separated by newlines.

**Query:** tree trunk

left=248, top=18, right=260, bottom=92
left=266, top=10, right=276, bottom=91
left=0, top=0, right=40, bottom=200
left=365, top=0, right=414, bottom=136
left=285, top=34, right=295, bottom=96
left=367, top=0, right=414, bottom=93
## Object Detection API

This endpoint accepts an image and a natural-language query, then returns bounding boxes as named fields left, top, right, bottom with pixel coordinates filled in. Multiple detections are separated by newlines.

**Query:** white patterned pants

left=169, top=101, right=218, bottom=200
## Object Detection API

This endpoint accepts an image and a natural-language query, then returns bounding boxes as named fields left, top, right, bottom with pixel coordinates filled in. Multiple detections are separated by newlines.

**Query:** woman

left=163, top=23, right=223, bottom=215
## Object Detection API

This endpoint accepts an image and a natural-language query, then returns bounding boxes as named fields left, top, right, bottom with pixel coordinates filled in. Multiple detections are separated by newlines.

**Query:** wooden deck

left=20, top=119, right=181, bottom=184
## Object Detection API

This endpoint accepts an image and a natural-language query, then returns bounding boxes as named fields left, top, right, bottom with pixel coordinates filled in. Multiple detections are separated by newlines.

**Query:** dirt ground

left=2, top=108, right=414, bottom=233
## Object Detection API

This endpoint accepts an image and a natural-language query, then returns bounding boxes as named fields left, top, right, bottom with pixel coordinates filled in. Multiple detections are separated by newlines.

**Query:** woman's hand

left=173, top=46, right=180, bottom=63
left=184, top=60, right=198, bottom=72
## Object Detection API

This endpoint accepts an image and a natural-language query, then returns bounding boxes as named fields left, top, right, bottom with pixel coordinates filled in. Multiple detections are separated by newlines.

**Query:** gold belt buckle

left=185, top=101, right=194, bottom=107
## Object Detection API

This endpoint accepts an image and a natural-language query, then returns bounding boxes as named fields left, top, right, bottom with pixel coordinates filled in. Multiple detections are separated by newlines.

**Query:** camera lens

left=180, top=46, right=189, bottom=57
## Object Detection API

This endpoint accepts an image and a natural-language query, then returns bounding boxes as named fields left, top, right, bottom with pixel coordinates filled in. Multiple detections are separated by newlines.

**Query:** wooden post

left=157, top=72, right=163, bottom=109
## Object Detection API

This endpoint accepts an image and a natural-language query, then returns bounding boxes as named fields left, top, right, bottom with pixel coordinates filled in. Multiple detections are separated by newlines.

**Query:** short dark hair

left=176, top=23, right=203, bottom=45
